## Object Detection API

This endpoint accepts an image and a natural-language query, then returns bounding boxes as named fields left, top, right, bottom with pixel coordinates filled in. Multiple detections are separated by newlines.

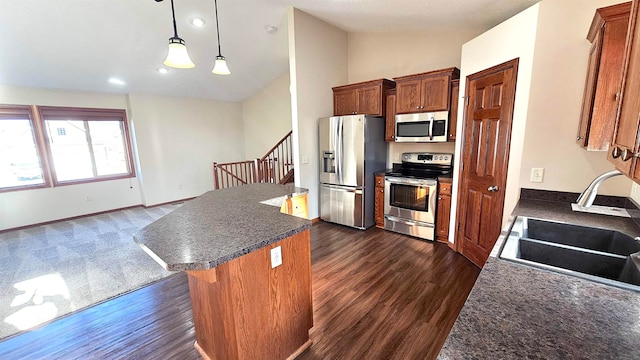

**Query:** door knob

left=488, top=185, right=499, bottom=192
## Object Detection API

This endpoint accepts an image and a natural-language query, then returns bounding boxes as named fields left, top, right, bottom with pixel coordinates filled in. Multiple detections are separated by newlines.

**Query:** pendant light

left=211, top=0, right=231, bottom=75
left=163, top=0, right=195, bottom=69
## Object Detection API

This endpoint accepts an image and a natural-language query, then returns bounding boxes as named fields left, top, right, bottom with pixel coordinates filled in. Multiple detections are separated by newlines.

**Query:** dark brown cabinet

left=385, top=89, right=397, bottom=142
left=436, top=178, right=452, bottom=243
left=332, top=79, right=395, bottom=116
left=578, top=2, right=630, bottom=151
left=609, top=0, right=640, bottom=180
left=393, top=68, right=460, bottom=114
left=374, top=174, right=385, bottom=228
left=448, top=79, right=460, bottom=142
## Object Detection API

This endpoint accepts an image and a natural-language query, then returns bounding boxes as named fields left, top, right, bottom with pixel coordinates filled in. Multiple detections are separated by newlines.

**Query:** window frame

left=38, top=106, right=136, bottom=186
left=0, top=104, right=51, bottom=193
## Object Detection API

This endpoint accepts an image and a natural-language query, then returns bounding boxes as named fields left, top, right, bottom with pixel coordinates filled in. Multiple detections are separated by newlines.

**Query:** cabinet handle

left=416, top=106, right=420, bottom=109
left=442, top=187, right=448, bottom=191
left=621, top=149, right=636, bottom=162
left=438, top=197, right=442, bottom=200
left=611, top=146, right=622, bottom=159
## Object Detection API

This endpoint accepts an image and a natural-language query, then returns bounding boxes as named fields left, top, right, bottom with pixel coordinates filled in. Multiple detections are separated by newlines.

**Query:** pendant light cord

left=214, top=0, right=222, bottom=56
left=170, top=0, right=178, bottom=38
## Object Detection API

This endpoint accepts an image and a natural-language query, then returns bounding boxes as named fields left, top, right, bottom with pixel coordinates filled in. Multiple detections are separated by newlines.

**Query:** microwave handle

left=429, top=116, right=434, bottom=141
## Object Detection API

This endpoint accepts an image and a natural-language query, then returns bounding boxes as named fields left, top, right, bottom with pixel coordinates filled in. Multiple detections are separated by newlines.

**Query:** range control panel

left=402, top=152, right=453, bottom=166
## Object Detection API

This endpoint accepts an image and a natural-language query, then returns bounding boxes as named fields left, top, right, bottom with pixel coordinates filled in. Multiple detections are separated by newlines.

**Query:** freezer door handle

left=321, top=184, right=363, bottom=194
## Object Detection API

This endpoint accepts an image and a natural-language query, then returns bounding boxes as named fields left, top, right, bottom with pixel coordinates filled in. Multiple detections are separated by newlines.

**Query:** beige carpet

left=0, top=204, right=182, bottom=341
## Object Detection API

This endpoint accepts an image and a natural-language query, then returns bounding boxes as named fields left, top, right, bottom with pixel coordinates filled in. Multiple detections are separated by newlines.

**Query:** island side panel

left=187, top=229, right=312, bottom=360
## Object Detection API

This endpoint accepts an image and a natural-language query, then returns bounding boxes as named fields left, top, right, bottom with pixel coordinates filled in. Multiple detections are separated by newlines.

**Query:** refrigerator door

left=319, top=117, right=339, bottom=185
left=340, top=115, right=365, bottom=187
left=319, top=115, right=365, bottom=187
left=320, top=184, right=365, bottom=229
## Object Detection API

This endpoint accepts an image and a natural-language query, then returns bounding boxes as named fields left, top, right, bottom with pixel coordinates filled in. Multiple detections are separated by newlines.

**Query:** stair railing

left=212, top=131, right=294, bottom=190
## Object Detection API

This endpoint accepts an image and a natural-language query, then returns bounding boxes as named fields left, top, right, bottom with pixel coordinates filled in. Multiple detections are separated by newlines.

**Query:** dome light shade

left=211, top=0, right=230, bottom=75
left=212, top=55, right=230, bottom=75
left=164, top=37, right=195, bottom=69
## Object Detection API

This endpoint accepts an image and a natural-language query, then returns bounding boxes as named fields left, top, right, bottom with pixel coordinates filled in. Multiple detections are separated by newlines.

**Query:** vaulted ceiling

left=0, top=0, right=539, bottom=102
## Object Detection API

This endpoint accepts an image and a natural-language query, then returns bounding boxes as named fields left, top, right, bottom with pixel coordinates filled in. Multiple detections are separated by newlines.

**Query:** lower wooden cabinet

left=281, top=194, right=308, bottom=219
left=375, top=174, right=385, bottom=228
left=436, top=179, right=452, bottom=243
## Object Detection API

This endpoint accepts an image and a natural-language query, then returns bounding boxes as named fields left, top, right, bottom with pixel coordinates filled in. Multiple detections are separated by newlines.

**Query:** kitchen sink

left=500, top=217, right=640, bottom=291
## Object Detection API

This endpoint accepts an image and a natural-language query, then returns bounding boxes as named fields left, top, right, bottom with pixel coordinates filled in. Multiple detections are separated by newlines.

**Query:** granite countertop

left=133, top=183, right=311, bottom=271
left=439, top=191, right=640, bottom=359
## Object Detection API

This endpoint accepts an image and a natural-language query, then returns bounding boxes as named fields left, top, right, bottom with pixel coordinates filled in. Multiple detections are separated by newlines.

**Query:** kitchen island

left=438, top=190, right=640, bottom=359
left=134, top=183, right=313, bottom=360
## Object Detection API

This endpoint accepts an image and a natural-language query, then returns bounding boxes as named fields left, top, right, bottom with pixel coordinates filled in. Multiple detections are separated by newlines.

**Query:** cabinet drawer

left=375, top=175, right=385, bottom=187
left=439, top=182, right=452, bottom=195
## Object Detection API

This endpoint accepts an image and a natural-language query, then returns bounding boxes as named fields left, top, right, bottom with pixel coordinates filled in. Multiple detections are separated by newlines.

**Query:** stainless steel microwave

left=394, top=112, right=449, bottom=142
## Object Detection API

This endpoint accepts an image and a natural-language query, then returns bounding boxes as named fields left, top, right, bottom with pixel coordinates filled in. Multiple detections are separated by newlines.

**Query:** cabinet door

left=609, top=0, right=640, bottom=177
left=421, top=75, right=451, bottom=112
left=396, top=79, right=423, bottom=114
left=385, top=91, right=397, bottom=142
left=577, top=36, right=603, bottom=148
left=436, top=195, right=451, bottom=242
left=356, top=85, right=383, bottom=115
left=333, top=88, right=356, bottom=116
left=448, top=80, right=460, bottom=142
left=374, top=185, right=385, bottom=228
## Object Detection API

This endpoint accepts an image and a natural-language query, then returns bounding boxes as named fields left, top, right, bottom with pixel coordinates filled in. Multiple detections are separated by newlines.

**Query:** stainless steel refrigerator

left=319, top=115, right=386, bottom=229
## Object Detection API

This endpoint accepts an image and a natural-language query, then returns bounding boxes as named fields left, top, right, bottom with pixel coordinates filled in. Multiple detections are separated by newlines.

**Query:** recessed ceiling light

left=108, top=77, right=126, bottom=86
left=190, top=17, right=206, bottom=27
left=157, top=67, right=169, bottom=74
left=265, top=25, right=278, bottom=34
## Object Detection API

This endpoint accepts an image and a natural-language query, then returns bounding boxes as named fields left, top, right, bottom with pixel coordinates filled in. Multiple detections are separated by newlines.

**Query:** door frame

left=452, top=58, right=519, bottom=258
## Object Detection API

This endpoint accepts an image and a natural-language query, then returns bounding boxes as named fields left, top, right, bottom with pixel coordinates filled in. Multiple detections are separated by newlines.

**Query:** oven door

left=384, top=176, right=437, bottom=224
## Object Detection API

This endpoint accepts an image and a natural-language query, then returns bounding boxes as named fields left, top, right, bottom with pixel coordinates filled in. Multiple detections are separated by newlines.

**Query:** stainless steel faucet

left=575, top=169, right=624, bottom=207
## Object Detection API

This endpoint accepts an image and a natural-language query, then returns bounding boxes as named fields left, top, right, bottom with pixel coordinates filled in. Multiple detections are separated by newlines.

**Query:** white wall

left=0, top=86, right=142, bottom=230
left=455, top=4, right=540, bottom=237
left=519, top=0, right=631, bottom=196
left=288, top=8, right=348, bottom=219
left=128, top=94, right=244, bottom=206
left=242, top=72, right=292, bottom=159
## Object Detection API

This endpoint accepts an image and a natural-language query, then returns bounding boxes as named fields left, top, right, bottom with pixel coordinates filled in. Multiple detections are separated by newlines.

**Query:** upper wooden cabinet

left=609, top=0, right=640, bottom=179
left=385, top=89, right=397, bottom=142
left=448, top=79, right=460, bottom=142
left=577, top=2, right=631, bottom=151
left=332, top=79, right=395, bottom=116
left=393, top=68, right=460, bottom=114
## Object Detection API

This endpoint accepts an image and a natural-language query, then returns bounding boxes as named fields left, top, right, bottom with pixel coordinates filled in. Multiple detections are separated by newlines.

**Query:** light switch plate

left=270, top=246, right=282, bottom=268
left=302, top=156, right=309, bottom=164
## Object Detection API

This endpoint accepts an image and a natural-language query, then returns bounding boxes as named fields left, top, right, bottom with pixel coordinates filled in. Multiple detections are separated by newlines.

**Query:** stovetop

left=385, top=152, right=453, bottom=180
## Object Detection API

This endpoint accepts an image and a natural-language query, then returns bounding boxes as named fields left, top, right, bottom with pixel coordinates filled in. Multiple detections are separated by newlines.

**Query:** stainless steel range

left=384, top=152, right=453, bottom=241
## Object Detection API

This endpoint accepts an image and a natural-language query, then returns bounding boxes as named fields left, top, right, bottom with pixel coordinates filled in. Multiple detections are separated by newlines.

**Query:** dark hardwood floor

left=0, top=221, right=480, bottom=359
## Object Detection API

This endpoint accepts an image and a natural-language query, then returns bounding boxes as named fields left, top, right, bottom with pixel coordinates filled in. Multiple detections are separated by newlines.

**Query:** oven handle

left=385, top=215, right=434, bottom=228
left=385, top=177, right=437, bottom=186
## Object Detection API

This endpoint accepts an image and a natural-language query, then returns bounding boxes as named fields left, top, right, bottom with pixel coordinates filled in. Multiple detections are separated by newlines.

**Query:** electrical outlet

left=531, top=168, right=544, bottom=183
left=270, top=246, right=282, bottom=268
left=178, top=183, right=183, bottom=190
left=302, top=156, right=309, bottom=164
left=85, top=194, right=92, bottom=201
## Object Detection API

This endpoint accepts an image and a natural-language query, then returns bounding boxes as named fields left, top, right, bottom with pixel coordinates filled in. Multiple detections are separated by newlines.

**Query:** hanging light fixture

left=163, top=0, right=195, bottom=69
left=211, top=0, right=231, bottom=75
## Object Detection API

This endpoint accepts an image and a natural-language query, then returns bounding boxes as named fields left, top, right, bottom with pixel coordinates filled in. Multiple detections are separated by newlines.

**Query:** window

left=0, top=104, right=135, bottom=192
left=39, top=107, right=135, bottom=184
left=0, top=105, right=47, bottom=190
